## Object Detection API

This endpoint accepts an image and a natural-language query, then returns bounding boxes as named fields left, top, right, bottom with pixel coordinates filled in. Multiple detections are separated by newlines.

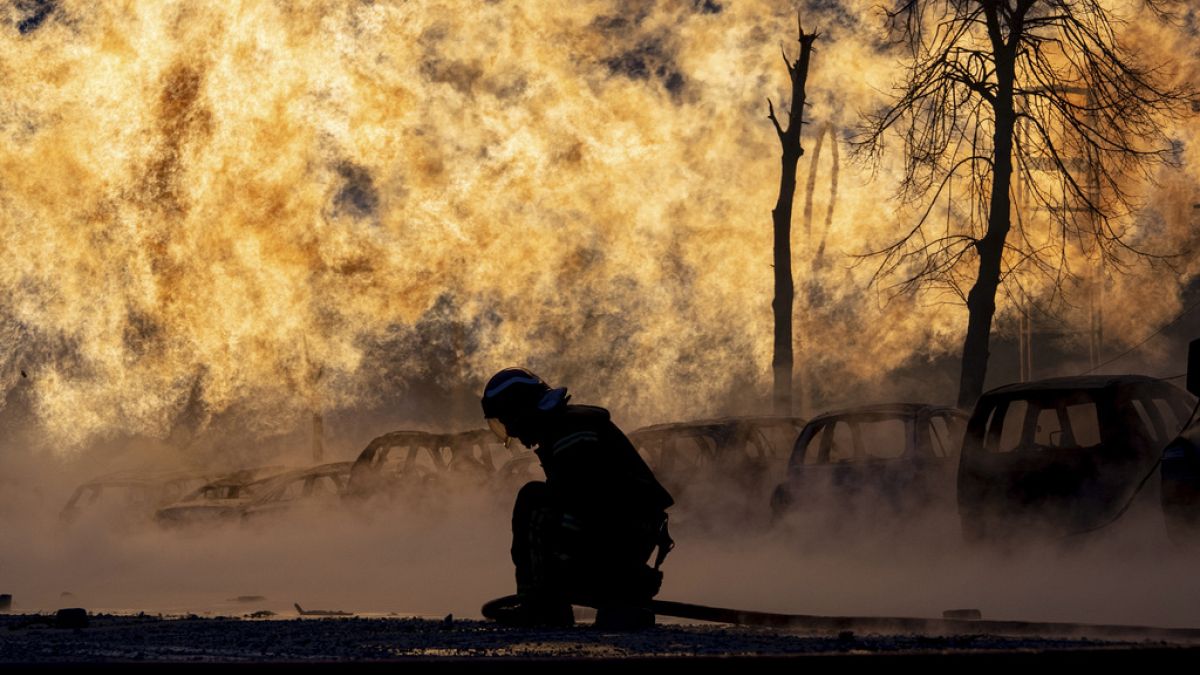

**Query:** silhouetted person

left=481, top=367, right=674, bottom=629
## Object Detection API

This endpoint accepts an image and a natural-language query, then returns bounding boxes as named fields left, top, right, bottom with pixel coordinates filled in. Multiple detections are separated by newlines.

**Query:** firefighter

left=481, top=367, right=674, bottom=629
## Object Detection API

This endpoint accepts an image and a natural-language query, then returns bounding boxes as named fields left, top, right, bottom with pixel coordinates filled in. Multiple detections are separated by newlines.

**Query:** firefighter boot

left=594, top=605, right=655, bottom=631
left=486, top=594, right=575, bottom=628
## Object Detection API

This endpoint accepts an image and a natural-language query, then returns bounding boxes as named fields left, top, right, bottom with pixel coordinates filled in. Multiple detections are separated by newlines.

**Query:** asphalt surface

left=2, top=611, right=1198, bottom=667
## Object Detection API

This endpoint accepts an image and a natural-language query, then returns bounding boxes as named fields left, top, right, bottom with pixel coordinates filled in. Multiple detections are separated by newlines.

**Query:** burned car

left=442, top=428, right=513, bottom=484
left=60, top=471, right=213, bottom=524
left=1161, top=339, right=1200, bottom=543
left=237, top=462, right=353, bottom=521
left=495, top=451, right=543, bottom=493
left=958, top=375, right=1194, bottom=541
left=769, top=404, right=968, bottom=519
left=628, top=416, right=806, bottom=522
left=344, top=429, right=512, bottom=501
left=153, top=465, right=290, bottom=526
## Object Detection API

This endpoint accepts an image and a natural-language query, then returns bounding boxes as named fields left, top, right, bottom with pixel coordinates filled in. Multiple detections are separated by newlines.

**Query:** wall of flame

left=0, top=0, right=1196, bottom=450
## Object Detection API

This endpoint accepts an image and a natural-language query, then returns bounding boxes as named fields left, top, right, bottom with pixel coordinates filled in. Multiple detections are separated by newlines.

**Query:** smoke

left=4, top=438, right=1200, bottom=630
left=0, top=1, right=1194, bottom=450
left=0, top=0, right=1199, bottom=640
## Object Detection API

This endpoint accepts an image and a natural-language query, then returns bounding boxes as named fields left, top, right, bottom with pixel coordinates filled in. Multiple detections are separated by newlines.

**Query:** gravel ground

left=1, top=611, right=1192, bottom=663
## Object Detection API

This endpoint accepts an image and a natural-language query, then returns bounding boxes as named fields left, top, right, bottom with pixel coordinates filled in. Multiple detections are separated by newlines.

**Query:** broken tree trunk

left=768, top=19, right=818, bottom=416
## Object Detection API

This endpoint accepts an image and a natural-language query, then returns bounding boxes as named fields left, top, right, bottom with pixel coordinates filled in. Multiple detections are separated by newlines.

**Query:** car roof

left=75, top=469, right=209, bottom=488
left=251, top=462, right=353, bottom=486
left=632, top=415, right=806, bottom=436
left=445, top=428, right=495, bottom=443
left=982, top=374, right=1167, bottom=396
left=194, top=465, right=290, bottom=490
left=361, top=428, right=497, bottom=451
left=805, top=402, right=965, bottom=425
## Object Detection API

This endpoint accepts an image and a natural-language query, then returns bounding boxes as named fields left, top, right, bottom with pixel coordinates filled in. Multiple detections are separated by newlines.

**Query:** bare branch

left=767, top=98, right=784, bottom=139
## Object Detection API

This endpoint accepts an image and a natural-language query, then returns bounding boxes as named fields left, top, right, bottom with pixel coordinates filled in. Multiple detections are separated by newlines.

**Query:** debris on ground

left=943, top=609, right=982, bottom=621
left=1, top=613, right=1191, bottom=662
left=54, top=608, right=89, bottom=629
left=293, top=603, right=353, bottom=617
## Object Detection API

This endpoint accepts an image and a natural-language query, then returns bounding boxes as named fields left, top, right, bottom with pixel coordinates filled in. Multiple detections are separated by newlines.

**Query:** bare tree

left=768, top=17, right=818, bottom=415
left=855, top=0, right=1192, bottom=407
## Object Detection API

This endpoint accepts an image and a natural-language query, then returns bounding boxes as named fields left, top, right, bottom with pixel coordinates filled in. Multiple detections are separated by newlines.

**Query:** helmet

left=481, top=368, right=569, bottom=447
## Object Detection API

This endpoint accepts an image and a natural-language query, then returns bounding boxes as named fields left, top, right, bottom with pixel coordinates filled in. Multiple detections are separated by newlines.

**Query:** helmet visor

left=487, top=417, right=511, bottom=448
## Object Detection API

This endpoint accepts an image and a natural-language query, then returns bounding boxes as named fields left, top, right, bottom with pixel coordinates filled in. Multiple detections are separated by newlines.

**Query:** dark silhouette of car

left=958, top=375, right=1194, bottom=541
left=60, top=471, right=213, bottom=524
left=628, top=416, right=806, bottom=524
left=344, top=429, right=513, bottom=501
left=153, top=465, right=290, bottom=526
left=495, top=451, right=543, bottom=493
left=769, top=404, right=967, bottom=519
left=1161, top=339, right=1200, bottom=543
left=236, top=462, right=353, bottom=521
left=634, top=416, right=805, bottom=487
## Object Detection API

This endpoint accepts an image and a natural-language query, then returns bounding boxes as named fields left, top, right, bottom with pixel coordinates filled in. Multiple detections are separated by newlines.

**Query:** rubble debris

left=54, top=608, right=88, bottom=629
left=944, top=609, right=982, bottom=621
left=2, top=613, right=1181, bottom=660
left=246, top=610, right=276, bottom=619
left=293, top=603, right=352, bottom=617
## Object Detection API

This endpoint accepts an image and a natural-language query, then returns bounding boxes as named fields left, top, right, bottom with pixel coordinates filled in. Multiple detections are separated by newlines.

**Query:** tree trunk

left=957, top=49, right=1017, bottom=409
left=772, top=150, right=800, bottom=415
left=770, top=28, right=817, bottom=416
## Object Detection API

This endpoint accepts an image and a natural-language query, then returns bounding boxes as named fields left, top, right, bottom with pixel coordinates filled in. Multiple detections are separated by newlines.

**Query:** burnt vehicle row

left=629, top=417, right=805, bottom=494
left=770, top=404, right=968, bottom=520
left=764, top=368, right=1196, bottom=543
left=625, top=416, right=807, bottom=525
left=1159, top=339, right=1200, bottom=543
left=340, top=416, right=813, bottom=514
left=60, top=471, right=217, bottom=525
left=343, top=428, right=514, bottom=501
left=64, top=417, right=809, bottom=528
left=63, top=342, right=1200, bottom=542
left=957, top=375, right=1193, bottom=541
left=154, top=463, right=353, bottom=526
left=61, top=431, right=518, bottom=528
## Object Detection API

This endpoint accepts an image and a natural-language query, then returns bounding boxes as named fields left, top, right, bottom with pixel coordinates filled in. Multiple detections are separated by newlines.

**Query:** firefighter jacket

left=532, top=404, right=674, bottom=530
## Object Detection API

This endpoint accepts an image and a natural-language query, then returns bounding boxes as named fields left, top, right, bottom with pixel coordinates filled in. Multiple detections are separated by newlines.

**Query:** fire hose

left=482, top=594, right=1200, bottom=642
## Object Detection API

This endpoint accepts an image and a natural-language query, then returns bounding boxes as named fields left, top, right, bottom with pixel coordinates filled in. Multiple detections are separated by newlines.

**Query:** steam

left=0, top=1, right=1194, bottom=449
left=2, top=0, right=1199, bottom=636
left=4, top=442, right=1200, bottom=629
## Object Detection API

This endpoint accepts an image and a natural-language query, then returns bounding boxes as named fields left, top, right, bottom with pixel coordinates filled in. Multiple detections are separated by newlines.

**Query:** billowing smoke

left=0, top=1, right=1194, bottom=451
left=4, top=0, right=1200, bottom=636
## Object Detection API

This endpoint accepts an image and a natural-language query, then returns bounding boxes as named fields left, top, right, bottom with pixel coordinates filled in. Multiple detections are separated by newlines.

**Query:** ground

left=2, top=612, right=1199, bottom=667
